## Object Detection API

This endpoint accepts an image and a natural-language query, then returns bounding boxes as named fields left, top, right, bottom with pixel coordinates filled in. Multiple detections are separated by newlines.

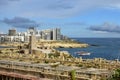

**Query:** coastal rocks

left=37, top=41, right=89, bottom=48
left=55, top=43, right=89, bottom=48
left=57, top=43, right=88, bottom=48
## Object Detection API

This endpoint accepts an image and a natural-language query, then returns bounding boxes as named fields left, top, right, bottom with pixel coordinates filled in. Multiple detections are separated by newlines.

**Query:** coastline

left=37, top=40, right=89, bottom=48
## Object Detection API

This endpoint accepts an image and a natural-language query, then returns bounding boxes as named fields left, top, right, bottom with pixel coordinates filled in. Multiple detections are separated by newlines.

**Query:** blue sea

left=57, top=38, right=120, bottom=60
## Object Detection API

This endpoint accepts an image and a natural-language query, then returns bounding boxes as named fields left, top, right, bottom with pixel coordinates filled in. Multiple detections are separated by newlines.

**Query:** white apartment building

left=0, top=27, right=65, bottom=43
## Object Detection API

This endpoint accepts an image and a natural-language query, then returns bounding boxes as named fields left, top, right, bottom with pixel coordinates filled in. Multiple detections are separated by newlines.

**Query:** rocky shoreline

left=37, top=40, right=89, bottom=48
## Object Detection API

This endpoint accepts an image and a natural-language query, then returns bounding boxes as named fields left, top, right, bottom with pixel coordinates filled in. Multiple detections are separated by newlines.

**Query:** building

left=4, top=36, right=24, bottom=42
left=0, top=27, right=66, bottom=43
left=8, top=28, right=16, bottom=36
left=0, top=34, right=7, bottom=43
left=38, top=28, right=61, bottom=40
left=53, top=28, right=61, bottom=40
left=41, top=29, right=53, bottom=40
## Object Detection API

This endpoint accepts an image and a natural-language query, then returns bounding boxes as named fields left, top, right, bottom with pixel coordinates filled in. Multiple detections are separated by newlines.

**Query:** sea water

left=57, top=38, right=120, bottom=60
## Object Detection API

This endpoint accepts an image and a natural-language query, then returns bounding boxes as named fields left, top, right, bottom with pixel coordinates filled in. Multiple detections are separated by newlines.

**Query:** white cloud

left=0, top=0, right=120, bottom=18
left=92, top=31, right=109, bottom=34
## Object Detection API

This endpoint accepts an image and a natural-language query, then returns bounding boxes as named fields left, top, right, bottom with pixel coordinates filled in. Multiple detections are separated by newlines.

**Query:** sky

left=0, top=0, right=120, bottom=38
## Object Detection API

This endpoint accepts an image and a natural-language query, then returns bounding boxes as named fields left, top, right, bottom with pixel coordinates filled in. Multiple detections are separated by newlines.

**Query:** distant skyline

left=0, top=0, right=120, bottom=38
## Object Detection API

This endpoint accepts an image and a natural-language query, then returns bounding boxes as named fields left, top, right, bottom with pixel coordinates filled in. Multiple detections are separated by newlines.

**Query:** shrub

left=70, top=70, right=76, bottom=80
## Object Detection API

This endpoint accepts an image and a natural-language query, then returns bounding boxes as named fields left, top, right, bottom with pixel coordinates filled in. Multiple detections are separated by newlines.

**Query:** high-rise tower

left=53, top=28, right=61, bottom=40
